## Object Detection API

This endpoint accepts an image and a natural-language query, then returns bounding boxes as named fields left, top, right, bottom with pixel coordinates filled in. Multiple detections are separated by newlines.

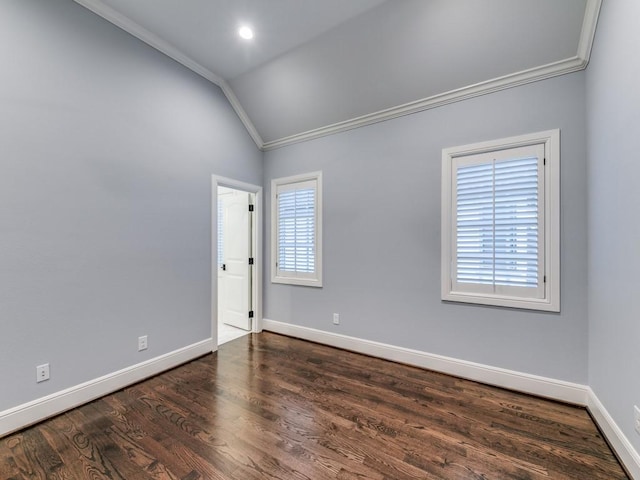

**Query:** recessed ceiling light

left=238, top=26, right=254, bottom=40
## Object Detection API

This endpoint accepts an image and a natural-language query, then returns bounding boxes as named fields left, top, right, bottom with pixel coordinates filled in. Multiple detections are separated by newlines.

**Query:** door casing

left=211, top=175, right=263, bottom=350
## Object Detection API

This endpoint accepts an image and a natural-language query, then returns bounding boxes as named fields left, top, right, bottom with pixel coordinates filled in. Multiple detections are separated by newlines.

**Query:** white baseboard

left=4, top=324, right=637, bottom=478
left=263, top=319, right=640, bottom=477
left=587, top=388, right=640, bottom=479
left=0, top=338, right=214, bottom=438
left=262, top=319, right=588, bottom=405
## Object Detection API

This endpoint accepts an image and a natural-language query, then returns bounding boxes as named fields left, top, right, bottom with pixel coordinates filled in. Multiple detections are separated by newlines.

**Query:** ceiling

left=74, top=0, right=600, bottom=150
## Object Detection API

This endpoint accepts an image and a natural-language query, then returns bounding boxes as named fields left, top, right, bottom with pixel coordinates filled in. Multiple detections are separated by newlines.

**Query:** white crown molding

left=261, top=0, right=602, bottom=150
left=262, top=319, right=588, bottom=405
left=578, top=0, right=603, bottom=63
left=262, top=56, right=586, bottom=150
left=219, top=80, right=264, bottom=148
left=74, top=0, right=601, bottom=153
left=0, top=338, right=214, bottom=438
left=72, top=0, right=264, bottom=150
left=587, top=388, right=640, bottom=479
left=73, top=0, right=223, bottom=85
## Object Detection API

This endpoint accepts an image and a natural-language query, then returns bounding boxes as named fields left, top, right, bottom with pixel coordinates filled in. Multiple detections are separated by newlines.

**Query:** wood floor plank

left=46, top=413, right=129, bottom=480
left=0, top=434, right=41, bottom=480
left=0, top=332, right=629, bottom=479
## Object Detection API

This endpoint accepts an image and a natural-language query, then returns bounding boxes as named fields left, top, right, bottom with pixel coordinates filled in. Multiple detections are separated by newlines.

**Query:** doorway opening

left=212, top=176, right=262, bottom=348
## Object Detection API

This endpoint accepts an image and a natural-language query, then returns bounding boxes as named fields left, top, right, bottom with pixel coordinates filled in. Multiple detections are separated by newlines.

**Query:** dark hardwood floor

left=0, top=332, right=629, bottom=479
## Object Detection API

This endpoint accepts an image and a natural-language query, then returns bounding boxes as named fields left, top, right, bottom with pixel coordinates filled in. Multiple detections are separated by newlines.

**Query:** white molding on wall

left=72, top=0, right=263, bottom=150
left=74, top=0, right=601, bottom=152
left=587, top=388, right=640, bottom=479
left=3, top=323, right=637, bottom=477
left=262, top=56, right=585, bottom=150
left=262, top=319, right=588, bottom=405
left=263, top=319, right=640, bottom=475
left=73, top=0, right=223, bottom=85
left=219, top=81, right=265, bottom=148
left=261, top=0, right=602, bottom=150
left=577, top=0, right=603, bottom=63
left=0, top=338, right=214, bottom=438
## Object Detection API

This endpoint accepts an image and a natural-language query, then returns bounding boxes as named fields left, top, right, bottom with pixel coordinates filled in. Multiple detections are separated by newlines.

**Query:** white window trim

left=271, top=171, right=323, bottom=287
left=441, top=130, right=560, bottom=312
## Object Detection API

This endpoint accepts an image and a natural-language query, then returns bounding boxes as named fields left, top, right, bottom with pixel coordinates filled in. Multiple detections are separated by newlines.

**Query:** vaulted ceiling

left=74, top=0, right=600, bottom=150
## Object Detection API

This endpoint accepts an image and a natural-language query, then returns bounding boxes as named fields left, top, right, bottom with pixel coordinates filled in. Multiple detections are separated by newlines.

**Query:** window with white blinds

left=271, top=172, right=323, bottom=287
left=442, top=130, right=560, bottom=312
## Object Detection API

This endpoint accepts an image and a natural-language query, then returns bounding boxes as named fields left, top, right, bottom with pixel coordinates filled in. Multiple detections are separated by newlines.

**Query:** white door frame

left=211, top=175, right=263, bottom=350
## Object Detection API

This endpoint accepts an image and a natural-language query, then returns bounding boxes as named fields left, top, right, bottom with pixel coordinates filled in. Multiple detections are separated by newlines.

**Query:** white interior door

left=219, top=189, right=252, bottom=330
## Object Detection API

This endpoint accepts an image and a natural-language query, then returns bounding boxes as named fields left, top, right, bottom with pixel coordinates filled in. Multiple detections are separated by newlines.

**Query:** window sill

left=442, top=291, right=559, bottom=312
left=272, top=275, right=323, bottom=288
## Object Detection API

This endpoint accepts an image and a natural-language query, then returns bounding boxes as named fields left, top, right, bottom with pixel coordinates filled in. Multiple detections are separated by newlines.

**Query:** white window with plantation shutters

left=441, top=130, right=560, bottom=312
left=271, top=172, right=322, bottom=287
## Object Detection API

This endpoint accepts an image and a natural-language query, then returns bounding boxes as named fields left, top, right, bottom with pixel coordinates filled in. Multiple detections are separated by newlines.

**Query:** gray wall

left=586, top=0, right=640, bottom=453
left=0, top=0, right=261, bottom=411
left=264, top=72, right=589, bottom=383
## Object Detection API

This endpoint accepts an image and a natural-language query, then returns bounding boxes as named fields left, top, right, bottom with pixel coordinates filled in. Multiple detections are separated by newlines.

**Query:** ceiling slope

left=91, top=0, right=387, bottom=80
left=73, top=0, right=601, bottom=151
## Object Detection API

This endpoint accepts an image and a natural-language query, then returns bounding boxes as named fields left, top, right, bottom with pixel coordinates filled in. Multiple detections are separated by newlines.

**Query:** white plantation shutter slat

left=277, top=185, right=316, bottom=274
left=454, top=153, right=542, bottom=294
left=456, top=161, right=494, bottom=287
left=494, top=156, right=539, bottom=288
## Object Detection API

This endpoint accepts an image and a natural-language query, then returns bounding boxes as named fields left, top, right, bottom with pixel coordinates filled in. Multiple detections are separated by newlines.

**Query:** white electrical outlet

left=138, top=335, right=148, bottom=351
left=634, top=405, right=640, bottom=435
left=333, top=313, right=340, bottom=325
left=36, top=363, right=50, bottom=383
